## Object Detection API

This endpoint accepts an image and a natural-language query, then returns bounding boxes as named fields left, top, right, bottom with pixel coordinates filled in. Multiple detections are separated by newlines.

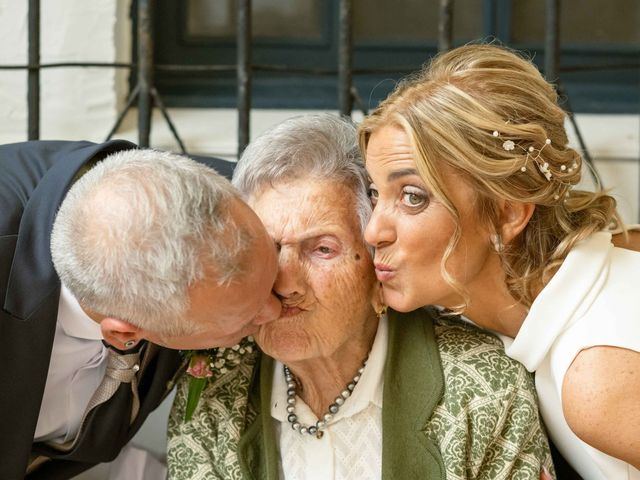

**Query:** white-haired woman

left=167, top=113, right=554, bottom=479
left=360, top=44, right=640, bottom=480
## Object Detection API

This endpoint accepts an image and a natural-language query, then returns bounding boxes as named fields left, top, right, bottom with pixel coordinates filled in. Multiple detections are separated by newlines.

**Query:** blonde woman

left=360, top=44, right=640, bottom=480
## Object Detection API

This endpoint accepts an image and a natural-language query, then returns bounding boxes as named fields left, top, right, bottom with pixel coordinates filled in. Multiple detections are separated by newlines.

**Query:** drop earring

left=490, top=234, right=505, bottom=253
left=374, top=282, right=387, bottom=319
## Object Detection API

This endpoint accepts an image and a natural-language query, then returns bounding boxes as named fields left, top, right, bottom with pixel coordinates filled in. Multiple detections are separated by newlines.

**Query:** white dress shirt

left=34, top=285, right=108, bottom=444
left=270, top=316, right=387, bottom=480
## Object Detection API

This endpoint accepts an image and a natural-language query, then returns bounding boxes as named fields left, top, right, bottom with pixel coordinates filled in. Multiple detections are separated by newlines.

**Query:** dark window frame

left=135, top=0, right=640, bottom=113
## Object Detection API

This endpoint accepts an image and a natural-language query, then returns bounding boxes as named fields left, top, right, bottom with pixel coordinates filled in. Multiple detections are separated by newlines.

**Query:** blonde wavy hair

left=359, top=43, right=621, bottom=309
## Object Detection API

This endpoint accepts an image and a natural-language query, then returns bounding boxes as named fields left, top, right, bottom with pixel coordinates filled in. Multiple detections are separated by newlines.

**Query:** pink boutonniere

left=187, top=353, right=214, bottom=378
left=183, top=353, right=214, bottom=422
left=182, top=337, right=255, bottom=421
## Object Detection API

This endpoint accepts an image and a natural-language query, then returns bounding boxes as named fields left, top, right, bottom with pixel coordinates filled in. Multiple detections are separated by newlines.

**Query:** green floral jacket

left=168, top=308, right=555, bottom=479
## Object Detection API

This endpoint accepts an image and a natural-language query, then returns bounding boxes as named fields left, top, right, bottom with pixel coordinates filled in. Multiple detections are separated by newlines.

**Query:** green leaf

left=184, top=376, right=208, bottom=422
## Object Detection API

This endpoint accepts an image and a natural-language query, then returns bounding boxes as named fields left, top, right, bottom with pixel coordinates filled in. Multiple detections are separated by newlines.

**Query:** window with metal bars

left=140, top=0, right=639, bottom=113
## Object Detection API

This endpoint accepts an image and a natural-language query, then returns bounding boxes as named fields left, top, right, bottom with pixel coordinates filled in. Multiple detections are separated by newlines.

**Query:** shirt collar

left=57, top=285, right=104, bottom=340
left=271, top=315, right=387, bottom=424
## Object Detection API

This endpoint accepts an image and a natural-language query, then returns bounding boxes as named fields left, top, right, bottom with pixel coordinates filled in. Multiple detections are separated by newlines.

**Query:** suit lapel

left=381, top=308, right=446, bottom=479
left=0, top=291, right=60, bottom=480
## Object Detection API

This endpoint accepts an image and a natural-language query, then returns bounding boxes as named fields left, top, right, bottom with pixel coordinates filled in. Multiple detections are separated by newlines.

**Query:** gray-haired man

left=0, top=140, right=280, bottom=479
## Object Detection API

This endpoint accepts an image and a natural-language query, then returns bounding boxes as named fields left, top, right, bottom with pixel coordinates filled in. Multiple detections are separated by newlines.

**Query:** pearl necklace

left=283, top=355, right=368, bottom=440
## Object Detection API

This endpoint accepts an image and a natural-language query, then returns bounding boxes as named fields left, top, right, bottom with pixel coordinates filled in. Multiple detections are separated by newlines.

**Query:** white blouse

left=506, top=230, right=640, bottom=480
left=270, top=316, right=387, bottom=480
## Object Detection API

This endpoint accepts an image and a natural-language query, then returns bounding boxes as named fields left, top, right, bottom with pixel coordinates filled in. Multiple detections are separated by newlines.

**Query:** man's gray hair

left=51, top=149, right=250, bottom=336
left=232, top=113, right=372, bottom=237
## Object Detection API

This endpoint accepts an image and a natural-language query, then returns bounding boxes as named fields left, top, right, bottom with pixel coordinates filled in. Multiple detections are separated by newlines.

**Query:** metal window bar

left=338, top=0, right=354, bottom=116
left=438, top=0, right=454, bottom=52
left=107, top=0, right=187, bottom=154
left=544, top=0, right=603, bottom=188
left=27, top=0, right=40, bottom=141
left=237, top=0, right=252, bottom=156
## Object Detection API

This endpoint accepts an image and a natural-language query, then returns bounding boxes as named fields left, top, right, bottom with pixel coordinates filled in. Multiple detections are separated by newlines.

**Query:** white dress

left=505, top=230, right=640, bottom=480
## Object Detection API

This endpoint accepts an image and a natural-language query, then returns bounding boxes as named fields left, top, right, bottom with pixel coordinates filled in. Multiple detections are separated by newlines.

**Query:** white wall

left=0, top=0, right=131, bottom=144
left=567, top=114, right=640, bottom=223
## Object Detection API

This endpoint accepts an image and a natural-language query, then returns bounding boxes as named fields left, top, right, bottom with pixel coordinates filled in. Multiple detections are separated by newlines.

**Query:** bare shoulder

left=562, top=346, right=640, bottom=468
left=612, top=228, right=640, bottom=252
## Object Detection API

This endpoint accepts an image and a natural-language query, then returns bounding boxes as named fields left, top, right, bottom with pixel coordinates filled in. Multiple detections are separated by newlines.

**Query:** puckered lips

left=374, top=262, right=396, bottom=282
left=281, top=304, right=305, bottom=318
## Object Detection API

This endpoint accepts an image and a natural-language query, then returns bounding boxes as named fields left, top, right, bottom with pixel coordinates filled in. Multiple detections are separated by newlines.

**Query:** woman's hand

left=540, top=465, right=553, bottom=480
left=612, top=228, right=640, bottom=251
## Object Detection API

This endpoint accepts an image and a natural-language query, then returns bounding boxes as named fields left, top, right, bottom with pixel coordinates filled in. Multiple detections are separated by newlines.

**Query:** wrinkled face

left=144, top=198, right=281, bottom=349
left=364, top=124, right=493, bottom=312
left=250, top=179, right=378, bottom=363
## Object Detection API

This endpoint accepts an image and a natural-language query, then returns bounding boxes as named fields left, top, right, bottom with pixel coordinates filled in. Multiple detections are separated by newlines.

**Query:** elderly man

left=0, top=140, right=280, bottom=479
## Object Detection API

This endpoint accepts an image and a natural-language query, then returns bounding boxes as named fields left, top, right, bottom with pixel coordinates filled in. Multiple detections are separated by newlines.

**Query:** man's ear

left=498, top=199, right=535, bottom=245
left=100, top=317, right=144, bottom=350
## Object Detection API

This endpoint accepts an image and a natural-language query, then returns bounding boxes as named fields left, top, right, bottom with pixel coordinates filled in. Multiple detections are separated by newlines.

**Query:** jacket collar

left=238, top=308, right=446, bottom=479
left=238, top=353, right=279, bottom=480
left=381, top=308, right=445, bottom=478
left=3, top=140, right=137, bottom=320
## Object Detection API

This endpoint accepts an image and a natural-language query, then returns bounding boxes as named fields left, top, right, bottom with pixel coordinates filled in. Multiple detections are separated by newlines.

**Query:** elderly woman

left=360, top=44, right=640, bottom=479
left=167, top=114, right=554, bottom=479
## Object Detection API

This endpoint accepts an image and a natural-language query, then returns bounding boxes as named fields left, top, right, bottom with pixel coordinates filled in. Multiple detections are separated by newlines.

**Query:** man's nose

left=253, top=293, right=281, bottom=325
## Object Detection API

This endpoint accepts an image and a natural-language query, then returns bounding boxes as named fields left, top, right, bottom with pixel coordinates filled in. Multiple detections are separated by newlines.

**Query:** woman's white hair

left=51, top=149, right=250, bottom=336
left=232, top=113, right=371, bottom=238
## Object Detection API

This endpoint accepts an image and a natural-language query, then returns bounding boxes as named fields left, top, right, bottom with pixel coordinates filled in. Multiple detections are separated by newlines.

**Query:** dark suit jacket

left=0, top=140, right=236, bottom=480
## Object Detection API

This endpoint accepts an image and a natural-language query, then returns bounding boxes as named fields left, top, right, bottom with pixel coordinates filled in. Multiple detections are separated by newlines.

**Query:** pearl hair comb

left=492, top=130, right=577, bottom=200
